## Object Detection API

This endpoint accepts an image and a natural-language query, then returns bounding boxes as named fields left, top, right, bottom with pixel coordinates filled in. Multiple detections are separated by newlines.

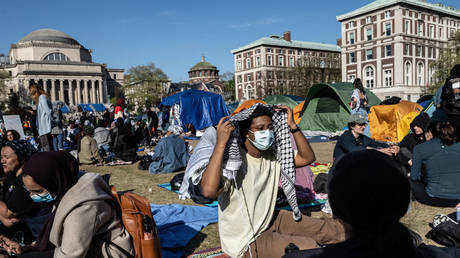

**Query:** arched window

left=405, top=62, right=412, bottom=86
left=364, top=66, right=374, bottom=88
left=417, top=62, right=424, bottom=86
left=43, top=52, right=70, bottom=62
left=246, top=58, right=251, bottom=69
left=246, top=85, right=255, bottom=99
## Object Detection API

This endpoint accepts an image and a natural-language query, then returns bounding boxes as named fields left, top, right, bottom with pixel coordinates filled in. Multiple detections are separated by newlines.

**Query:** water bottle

left=457, top=207, right=460, bottom=222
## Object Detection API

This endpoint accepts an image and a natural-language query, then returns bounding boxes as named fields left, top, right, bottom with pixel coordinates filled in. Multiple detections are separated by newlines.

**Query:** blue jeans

left=52, top=133, right=63, bottom=150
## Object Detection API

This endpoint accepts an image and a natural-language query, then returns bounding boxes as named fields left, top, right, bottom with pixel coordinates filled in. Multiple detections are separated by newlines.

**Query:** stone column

left=98, top=79, right=103, bottom=103
left=68, top=80, right=74, bottom=105
left=91, top=80, right=96, bottom=103
left=84, top=80, right=89, bottom=103
left=77, top=80, right=82, bottom=104
left=51, top=79, right=56, bottom=102
left=59, top=79, right=64, bottom=102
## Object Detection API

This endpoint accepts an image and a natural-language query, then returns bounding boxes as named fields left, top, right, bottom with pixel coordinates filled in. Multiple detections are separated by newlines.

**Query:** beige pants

left=243, top=210, right=346, bottom=258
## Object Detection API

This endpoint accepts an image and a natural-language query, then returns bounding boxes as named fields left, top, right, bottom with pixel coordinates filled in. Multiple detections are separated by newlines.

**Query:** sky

left=1, top=0, right=459, bottom=82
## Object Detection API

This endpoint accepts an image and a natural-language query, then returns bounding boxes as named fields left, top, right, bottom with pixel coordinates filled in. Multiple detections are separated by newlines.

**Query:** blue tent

left=91, top=104, right=106, bottom=112
left=226, top=102, right=239, bottom=114
left=78, top=104, right=93, bottom=112
left=61, top=104, right=70, bottom=113
left=160, top=90, right=229, bottom=130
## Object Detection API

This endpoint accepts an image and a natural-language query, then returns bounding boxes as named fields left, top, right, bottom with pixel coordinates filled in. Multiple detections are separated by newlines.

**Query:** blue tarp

left=78, top=104, right=93, bottom=112
left=160, top=90, right=229, bottom=130
left=151, top=204, right=218, bottom=258
left=61, top=104, right=70, bottom=113
left=226, top=102, right=239, bottom=114
left=91, top=104, right=106, bottom=112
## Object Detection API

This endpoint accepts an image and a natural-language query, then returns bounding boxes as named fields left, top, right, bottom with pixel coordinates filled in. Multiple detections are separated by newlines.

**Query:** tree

left=428, top=30, right=460, bottom=94
left=220, top=72, right=235, bottom=100
left=123, top=63, right=169, bottom=108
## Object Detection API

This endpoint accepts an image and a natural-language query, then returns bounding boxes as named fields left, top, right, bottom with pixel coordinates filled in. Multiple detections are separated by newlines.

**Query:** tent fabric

left=78, top=104, right=93, bottom=112
left=159, top=90, right=191, bottom=108
left=60, top=104, right=70, bottom=113
left=91, top=104, right=106, bottom=112
left=176, top=90, right=229, bottom=130
left=368, top=101, right=422, bottom=143
left=293, top=101, right=305, bottom=124
left=226, top=102, right=239, bottom=114
left=263, top=95, right=299, bottom=109
left=231, top=99, right=266, bottom=116
left=283, top=94, right=304, bottom=103
left=298, top=83, right=380, bottom=132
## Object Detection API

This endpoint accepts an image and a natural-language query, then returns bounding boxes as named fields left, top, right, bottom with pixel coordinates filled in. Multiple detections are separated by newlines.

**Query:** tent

left=283, top=95, right=304, bottom=103
left=226, top=102, right=239, bottom=114
left=368, top=101, right=422, bottom=143
left=231, top=99, right=266, bottom=116
left=298, top=82, right=380, bottom=132
left=91, top=104, right=106, bottom=112
left=263, top=95, right=298, bottom=110
left=52, top=101, right=70, bottom=113
left=78, top=104, right=93, bottom=112
left=159, top=89, right=229, bottom=130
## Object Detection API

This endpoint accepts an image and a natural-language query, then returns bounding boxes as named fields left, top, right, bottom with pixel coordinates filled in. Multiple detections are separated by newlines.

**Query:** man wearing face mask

left=200, top=104, right=347, bottom=258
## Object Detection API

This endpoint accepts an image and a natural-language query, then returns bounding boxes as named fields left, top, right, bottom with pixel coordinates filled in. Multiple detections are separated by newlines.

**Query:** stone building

left=337, top=0, right=460, bottom=101
left=231, top=31, right=341, bottom=100
left=188, top=56, right=220, bottom=83
left=0, top=28, right=124, bottom=106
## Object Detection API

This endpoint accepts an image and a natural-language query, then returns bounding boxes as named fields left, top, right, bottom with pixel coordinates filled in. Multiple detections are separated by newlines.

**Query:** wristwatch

left=290, top=126, right=301, bottom=134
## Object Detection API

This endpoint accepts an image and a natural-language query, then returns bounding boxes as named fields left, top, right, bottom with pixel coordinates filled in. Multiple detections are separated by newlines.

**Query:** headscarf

left=22, top=151, right=79, bottom=251
left=167, top=125, right=183, bottom=135
left=4, top=140, right=35, bottom=163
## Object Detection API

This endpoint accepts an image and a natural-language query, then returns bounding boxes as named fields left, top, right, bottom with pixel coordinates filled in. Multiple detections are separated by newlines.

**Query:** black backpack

left=138, top=155, right=153, bottom=170
left=426, top=213, right=460, bottom=247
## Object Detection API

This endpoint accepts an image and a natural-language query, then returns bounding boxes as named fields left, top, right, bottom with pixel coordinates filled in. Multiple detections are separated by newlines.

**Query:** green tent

left=298, top=82, right=381, bottom=132
left=263, top=95, right=299, bottom=109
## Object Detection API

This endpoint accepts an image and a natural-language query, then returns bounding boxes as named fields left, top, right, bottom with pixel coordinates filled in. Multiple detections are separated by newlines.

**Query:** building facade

left=188, top=56, right=220, bottom=83
left=231, top=32, right=341, bottom=100
left=337, top=0, right=460, bottom=101
left=0, top=29, right=124, bottom=106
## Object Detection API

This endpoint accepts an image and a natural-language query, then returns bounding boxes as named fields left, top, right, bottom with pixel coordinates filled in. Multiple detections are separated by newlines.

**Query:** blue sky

left=1, top=0, right=459, bottom=82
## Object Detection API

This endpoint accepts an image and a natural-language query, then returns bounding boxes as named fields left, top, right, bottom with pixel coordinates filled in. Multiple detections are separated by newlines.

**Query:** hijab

left=22, top=151, right=79, bottom=251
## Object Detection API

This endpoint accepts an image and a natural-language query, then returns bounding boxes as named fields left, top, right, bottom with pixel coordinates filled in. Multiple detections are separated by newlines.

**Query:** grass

left=80, top=141, right=452, bottom=254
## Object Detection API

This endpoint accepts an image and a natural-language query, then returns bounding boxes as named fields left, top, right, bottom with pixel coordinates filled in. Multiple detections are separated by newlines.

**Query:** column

left=51, top=79, right=56, bottom=102
left=98, top=79, right=103, bottom=103
left=69, top=80, right=74, bottom=105
left=59, top=79, right=64, bottom=101
left=91, top=80, right=96, bottom=103
left=77, top=80, right=82, bottom=104
left=84, top=80, right=89, bottom=103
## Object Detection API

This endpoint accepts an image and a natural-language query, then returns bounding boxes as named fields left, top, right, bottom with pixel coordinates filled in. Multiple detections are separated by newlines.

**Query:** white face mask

left=249, top=129, right=275, bottom=151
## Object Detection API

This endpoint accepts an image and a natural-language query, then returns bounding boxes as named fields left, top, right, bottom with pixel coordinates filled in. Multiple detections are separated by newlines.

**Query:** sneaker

left=433, top=214, right=458, bottom=228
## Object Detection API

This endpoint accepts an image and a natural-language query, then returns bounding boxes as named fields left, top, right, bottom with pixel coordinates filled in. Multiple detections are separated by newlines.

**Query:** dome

left=190, top=56, right=217, bottom=71
left=18, top=29, right=80, bottom=45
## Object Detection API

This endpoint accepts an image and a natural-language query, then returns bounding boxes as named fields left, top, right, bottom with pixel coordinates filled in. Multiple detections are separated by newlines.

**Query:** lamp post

left=320, top=60, right=325, bottom=83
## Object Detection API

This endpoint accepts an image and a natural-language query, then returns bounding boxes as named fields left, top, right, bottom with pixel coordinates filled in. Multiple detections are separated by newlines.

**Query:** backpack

left=111, top=186, right=162, bottom=258
left=426, top=213, right=460, bottom=248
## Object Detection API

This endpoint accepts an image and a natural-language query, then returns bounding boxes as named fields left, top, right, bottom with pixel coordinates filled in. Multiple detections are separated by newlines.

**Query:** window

left=364, top=66, right=374, bottom=88
left=439, top=27, right=443, bottom=38
left=429, top=25, right=434, bottom=38
left=266, top=48, right=272, bottom=53
left=418, top=23, right=423, bottom=35
left=385, top=10, right=391, bottom=18
left=43, top=52, right=70, bottom=62
left=349, top=52, right=355, bottom=63
left=405, top=62, right=412, bottom=85
left=237, top=54, right=241, bottom=59
left=113, top=74, right=117, bottom=80
left=349, top=31, right=355, bottom=44
left=385, top=23, right=391, bottom=36
left=279, top=71, right=284, bottom=80
left=384, top=69, right=392, bottom=87
left=366, top=49, right=373, bottom=60
left=366, top=27, right=372, bottom=40
left=246, top=58, right=251, bottom=69
left=366, top=16, right=372, bottom=24
left=237, top=76, right=242, bottom=83
left=416, top=46, right=422, bottom=57
left=385, top=45, right=392, bottom=57
left=417, top=62, right=424, bottom=86
left=256, top=56, right=260, bottom=66
left=348, top=75, right=356, bottom=82
left=267, top=55, right=273, bottom=66
left=428, top=47, right=433, bottom=58
left=256, top=72, right=261, bottom=80
left=246, top=85, right=255, bottom=99
left=267, top=71, right=273, bottom=79
left=247, top=74, right=252, bottom=81
left=407, top=95, right=411, bottom=102
left=404, top=44, right=410, bottom=55
left=405, top=20, right=410, bottom=34
left=277, top=49, right=283, bottom=54
left=289, top=57, right=294, bottom=67
left=237, top=61, right=242, bottom=71
left=288, top=50, right=293, bottom=54
left=349, top=21, right=354, bottom=28
left=278, top=56, right=284, bottom=66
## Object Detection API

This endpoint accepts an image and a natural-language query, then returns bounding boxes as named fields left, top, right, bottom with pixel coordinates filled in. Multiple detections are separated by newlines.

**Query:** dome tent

left=263, top=95, right=299, bottom=110
left=298, top=82, right=380, bottom=132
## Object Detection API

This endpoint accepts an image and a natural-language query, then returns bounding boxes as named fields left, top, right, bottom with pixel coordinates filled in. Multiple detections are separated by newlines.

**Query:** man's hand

left=276, top=105, right=297, bottom=130
left=216, top=116, right=234, bottom=148
left=0, top=216, right=19, bottom=228
left=0, top=235, right=22, bottom=254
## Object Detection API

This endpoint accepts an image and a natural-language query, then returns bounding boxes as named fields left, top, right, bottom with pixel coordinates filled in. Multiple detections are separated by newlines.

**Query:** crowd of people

left=0, top=65, right=459, bottom=257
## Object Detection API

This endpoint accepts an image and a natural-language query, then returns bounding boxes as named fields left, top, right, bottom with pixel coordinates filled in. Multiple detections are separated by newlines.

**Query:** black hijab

left=22, top=151, right=79, bottom=251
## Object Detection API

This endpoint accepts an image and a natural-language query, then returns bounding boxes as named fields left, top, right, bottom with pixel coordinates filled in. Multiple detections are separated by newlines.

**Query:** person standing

left=28, top=83, right=54, bottom=151
left=350, top=78, right=368, bottom=115
left=51, top=102, right=64, bottom=150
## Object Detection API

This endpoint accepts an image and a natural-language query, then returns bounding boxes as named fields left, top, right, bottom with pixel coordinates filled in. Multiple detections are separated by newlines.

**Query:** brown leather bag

left=111, top=186, right=161, bottom=258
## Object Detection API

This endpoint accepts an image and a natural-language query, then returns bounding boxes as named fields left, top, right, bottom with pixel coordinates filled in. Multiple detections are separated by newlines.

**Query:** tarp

left=91, top=104, right=106, bottom=112
left=159, top=90, right=189, bottom=108
left=283, top=94, right=304, bottom=103
left=263, top=95, right=298, bottom=110
left=298, top=82, right=381, bottom=132
left=53, top=101, right=70, bottom=113
left=231, top=99, right=266, bottom=116
left=293, top=101, right=305, bottom=124
left=368, top=101, right=422, bottom=142
left=226, top=102, right=239, bottom=114
left=78, top=104, right=93, bottom=112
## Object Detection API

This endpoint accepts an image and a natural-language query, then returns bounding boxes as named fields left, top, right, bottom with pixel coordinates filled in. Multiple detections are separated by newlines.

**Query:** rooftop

left=190, top=56, right=217, bottom=71
left=337, top=0, right=460, bottom=21
left=231, top=35, right=340, bottom=54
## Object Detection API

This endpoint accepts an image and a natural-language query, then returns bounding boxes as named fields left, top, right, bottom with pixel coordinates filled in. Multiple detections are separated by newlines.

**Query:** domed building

left=188, top=56, right=219, bottom=83
left=0, top=28, right=124, bottom=106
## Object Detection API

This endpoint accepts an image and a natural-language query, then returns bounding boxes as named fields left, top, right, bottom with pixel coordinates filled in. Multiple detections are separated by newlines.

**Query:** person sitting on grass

left=411, top=121, right=460, bottom=207
left=285, top=150, right=460, bottom=258
left=148, top=125, right=189, bottom=174
left=0, top=151, right=134, bottom=257
left=333, top=112, right=398, bottom=161
left=78, top=126, right=104, bottom=165
left=199, top=103, right=347, bottom=258
left=111, top=118, right=138, bottom=162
